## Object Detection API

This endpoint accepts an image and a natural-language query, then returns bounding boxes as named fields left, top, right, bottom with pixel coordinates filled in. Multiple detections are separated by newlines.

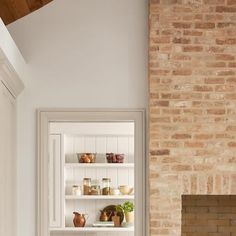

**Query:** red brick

left=172, top=133, right=191, bottom=139
left=172, top=54, right=191, bottom=60
left=205, top=78, right=225, bottom=84
left=227, top=77, right=236, bottom=83
left=204, top=0, right=225, bottom=3
left=215, top=85, right=235, bottom=92
left=183, top=46, right=203, bottom=52
left=228, top=0, right=236, bottom=4
left=195, top=22, right=215, bottom=29
left=228, top=142, right=236, bottom=147
left=217, top=70, right=235, bottom=76
left=205, top=14, right=224, bottom=20
left=185, top=142, right=204, bottom=148
left=173, top=69, right=192, bottom=75
left=152, top=36, right=171, bottom=44
left=153, top=100, right=170, bottom=107
left=193, top=164, right=214, bottom=171
left=194, top=134, right=214, bottom=139
left=206, top=62, right=226, bottom=68
left=172, top=22, right=192, bottom=28
left=229, top=62, right=236, bottom=67
left=217, top=22, right=236, bottom=28
left=182, top=14, right=203, bottom=21
left=173, top=37, right=191, bottom=44
left=193, top=85, right=213, bottom=92
left=216, top=54, right=235, bottom=60
left=208, top=46, right=225, bottom=53
left=172, top=165, right=192, bottom=171
left=216, top=38, right=236, bottom=45
left=207, top=109, right=226, bottom=115
left=216, top=6, right=236, bottom=12
left=226, top=126, right=236, bottom=131
left=160, top=0, right=178, bottom=3
left=183, top=30, right=203, bottom=36
left=150, top=149, right=170, bottom=156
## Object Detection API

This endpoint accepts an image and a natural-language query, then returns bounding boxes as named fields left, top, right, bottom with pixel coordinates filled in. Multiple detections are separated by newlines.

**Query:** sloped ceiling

left=0, top=0, right=53, bottom=25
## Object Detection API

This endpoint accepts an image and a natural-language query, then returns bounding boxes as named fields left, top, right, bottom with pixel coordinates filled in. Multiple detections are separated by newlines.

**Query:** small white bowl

left=110, top=188, right=120, bottom=195
left=118, top=185, right=133, bottom=195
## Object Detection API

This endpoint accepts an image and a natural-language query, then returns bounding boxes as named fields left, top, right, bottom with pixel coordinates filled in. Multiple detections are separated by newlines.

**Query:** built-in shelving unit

left=49, top=128, right=135, bottom=236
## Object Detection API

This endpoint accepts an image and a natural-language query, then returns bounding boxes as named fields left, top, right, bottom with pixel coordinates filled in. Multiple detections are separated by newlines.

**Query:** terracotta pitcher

left=73, top=212, right=88, bottom=227
left=99, top=210, right=112, bottom=221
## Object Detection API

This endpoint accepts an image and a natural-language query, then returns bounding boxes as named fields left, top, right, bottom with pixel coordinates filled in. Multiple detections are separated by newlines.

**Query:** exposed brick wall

left=182, top=195, right=236, bottom=236
left=149, top=0, right=236, bottom=235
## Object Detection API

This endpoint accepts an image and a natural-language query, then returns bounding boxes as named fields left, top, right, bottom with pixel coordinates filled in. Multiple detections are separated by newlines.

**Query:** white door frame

left=37, top=108, right=147, bottom=236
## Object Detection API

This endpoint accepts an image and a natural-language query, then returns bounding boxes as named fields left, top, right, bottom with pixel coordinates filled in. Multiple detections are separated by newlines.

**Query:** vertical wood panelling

left=49, top=135, right=61, bottom=227
left=85, top=137, right=96, bottom=153
left=128, top=137, right=135, bottom=163
left=95, top=137, right=107, bottom=154
left=74, top=137, right=85, bottom=153
left=117, top=137, right=129, bottom=162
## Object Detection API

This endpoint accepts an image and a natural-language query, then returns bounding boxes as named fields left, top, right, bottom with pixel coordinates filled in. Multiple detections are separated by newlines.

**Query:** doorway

left=37, top=109, right=146, bottom=236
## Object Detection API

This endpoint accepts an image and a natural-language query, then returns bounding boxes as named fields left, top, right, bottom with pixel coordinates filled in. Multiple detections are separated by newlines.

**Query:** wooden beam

left=0, top=0, right=15, bottom=25
left=6, top=0, right=30, bottom=19
left=0, top=0, right=53, bottom=25
left=26, top=0, right=43, bottom=12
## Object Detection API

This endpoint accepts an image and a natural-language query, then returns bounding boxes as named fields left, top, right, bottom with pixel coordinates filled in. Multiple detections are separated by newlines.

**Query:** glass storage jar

left=91, top=185, right=101, bottom=195
left=72, top=185, right=82, bottom=196
left=102, top=178, right=111, bottom=195
left=83, top=178, right=91, bottom=195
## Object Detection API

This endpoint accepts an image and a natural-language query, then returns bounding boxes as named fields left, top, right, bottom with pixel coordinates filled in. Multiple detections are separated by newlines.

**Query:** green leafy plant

left=115, top=204, right=123, bottom=213
left=116, top=201, right=134, bottom=213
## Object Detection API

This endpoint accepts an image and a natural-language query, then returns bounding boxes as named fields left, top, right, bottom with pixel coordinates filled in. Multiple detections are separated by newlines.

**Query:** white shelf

left=65, top=163, right=134, bottom=168
left=50, top=227, right=134, bottom=232
left=65, top=195, right=134, bottom=200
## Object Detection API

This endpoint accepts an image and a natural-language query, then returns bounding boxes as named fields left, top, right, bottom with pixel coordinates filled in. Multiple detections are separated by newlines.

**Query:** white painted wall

left=7, top=0, right=148, bottom=236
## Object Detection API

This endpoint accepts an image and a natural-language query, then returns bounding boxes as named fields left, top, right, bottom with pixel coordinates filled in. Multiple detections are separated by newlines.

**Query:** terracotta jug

left=112, top=212, right=121, bottom=227
left=73, top=212, right=88, bottom=227
left=99, top=210, right=112, bottom=221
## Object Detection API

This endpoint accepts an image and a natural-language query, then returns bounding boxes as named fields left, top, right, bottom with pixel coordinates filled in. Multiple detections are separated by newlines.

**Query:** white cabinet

left=0, top=81, right=16, bottom=236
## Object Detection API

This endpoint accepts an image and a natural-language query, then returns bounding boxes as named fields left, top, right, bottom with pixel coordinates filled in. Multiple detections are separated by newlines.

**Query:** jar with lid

left=72, top=185, right=82, bottom=196
left=91, top=185, right=101, bottom=195
left=102, top=178, right=111, bottom=195
left=83, top=178, right=91, bottom=195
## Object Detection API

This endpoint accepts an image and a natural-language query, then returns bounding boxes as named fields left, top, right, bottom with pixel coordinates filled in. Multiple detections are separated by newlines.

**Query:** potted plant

left=116, top=201, right=134, bottom=224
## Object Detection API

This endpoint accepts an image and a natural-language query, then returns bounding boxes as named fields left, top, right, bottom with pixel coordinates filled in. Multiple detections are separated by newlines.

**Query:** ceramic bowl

left=110, top=188, right=120, bottom=195
left=118, top=185, right=133, bottom=195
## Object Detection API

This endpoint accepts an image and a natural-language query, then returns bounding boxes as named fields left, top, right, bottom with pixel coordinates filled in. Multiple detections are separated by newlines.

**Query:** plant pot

left=125, top=211, right=134, bottom=224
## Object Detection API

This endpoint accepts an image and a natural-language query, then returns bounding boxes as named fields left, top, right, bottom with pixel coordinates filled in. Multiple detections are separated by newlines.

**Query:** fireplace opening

left=182, top=195, right=236, bottom=236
